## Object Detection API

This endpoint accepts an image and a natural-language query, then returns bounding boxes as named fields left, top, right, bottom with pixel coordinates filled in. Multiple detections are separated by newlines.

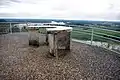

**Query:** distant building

left=27, top=21, right=66, bottom=26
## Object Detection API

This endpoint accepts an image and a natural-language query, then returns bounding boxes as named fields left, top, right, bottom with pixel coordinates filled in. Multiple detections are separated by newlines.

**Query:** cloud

left=0, top=0, right=120, bottom=20
left=0, top=0, right=21, bottom=6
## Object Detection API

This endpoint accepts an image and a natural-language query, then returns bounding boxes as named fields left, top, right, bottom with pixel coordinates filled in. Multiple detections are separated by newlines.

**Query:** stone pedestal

left=28, top=31, right=40, bottom=47
left=28, top=27, right=40, bottom=47
left=27, top=25, right=72, bottom=58
left=48, top=30, right=71, bottom=57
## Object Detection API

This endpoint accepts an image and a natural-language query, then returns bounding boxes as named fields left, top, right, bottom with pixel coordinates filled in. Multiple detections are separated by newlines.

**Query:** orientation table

left=28, top=25, right=72, bottom=58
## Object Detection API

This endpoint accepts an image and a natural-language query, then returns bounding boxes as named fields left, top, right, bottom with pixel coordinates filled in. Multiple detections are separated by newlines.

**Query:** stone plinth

left=27, top=25, right=72, bottom=58
left=47, top=27, right=72, bottom=57
left=28, top=27, right=40, bottom=47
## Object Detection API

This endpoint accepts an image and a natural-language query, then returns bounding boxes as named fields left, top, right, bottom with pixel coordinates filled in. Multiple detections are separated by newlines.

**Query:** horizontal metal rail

left=72, top=30, right=120, bottom=43
left=93, top=31, right=120, bottom=39
left=72, top=31, right=92, bottom=35
left=73, top=26, right=120, bottom=34
left=94, top=27, right=120, bottom=34
left=73, top=27, right=120, bottom=38
left=74, top=25, right=120, bottom=31
left=73, top=28, right=92, bottom=34
left=93, top=33, right=120, bottom=43
left=73, top=28, right=120, bottom=39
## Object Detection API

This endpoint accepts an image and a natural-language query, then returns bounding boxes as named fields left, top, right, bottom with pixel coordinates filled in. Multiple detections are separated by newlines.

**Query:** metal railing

left=0, top=22, right=28, bottom=34
left=72, top=26, right=120, bottom=54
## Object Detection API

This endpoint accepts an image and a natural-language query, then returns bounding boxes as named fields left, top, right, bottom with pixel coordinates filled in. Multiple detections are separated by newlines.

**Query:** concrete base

left=28, top=32, right=40, bottom=47
left=48, top=31, right=71, bottom=57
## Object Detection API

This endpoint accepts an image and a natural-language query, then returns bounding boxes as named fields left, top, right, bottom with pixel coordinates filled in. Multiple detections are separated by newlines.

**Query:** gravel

left=0, top=33, right=120, bottom=80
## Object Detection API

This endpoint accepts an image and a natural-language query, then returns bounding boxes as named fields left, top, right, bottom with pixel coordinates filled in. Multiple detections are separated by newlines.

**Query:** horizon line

left=0, top=17, right=120, bottom=22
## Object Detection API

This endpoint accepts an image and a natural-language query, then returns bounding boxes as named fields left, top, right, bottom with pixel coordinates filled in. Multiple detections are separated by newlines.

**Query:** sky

left=0, top=0, right=120, bottom=20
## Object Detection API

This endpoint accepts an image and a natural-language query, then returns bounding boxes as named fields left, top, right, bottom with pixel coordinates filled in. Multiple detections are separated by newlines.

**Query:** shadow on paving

left=0, top=32, right=120, bottom=80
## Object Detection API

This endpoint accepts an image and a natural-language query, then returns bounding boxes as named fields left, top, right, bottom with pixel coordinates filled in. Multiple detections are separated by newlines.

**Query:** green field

left=72, top=27, right=120, bottom=44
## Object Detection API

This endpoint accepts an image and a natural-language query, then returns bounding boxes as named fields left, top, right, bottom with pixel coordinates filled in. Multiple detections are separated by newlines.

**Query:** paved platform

left=0, top=33, right=120, bottom=80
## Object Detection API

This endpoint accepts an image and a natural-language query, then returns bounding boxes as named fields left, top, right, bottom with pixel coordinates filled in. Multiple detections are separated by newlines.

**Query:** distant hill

left=0, top=18, right=120, bottom=26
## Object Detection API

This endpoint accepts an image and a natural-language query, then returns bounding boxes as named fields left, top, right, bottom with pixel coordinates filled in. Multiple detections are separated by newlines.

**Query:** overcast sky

left=0, top=0, right=120, bottom=20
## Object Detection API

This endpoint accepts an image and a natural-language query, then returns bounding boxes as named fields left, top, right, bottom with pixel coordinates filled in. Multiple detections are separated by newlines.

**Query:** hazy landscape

left=0, top=19, right=120, bottom=52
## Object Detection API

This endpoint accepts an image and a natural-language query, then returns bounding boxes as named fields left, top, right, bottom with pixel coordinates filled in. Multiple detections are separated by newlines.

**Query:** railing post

left=91, top=27, right=94, bottom=45
left=10, top=23, right=12, bottom=34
